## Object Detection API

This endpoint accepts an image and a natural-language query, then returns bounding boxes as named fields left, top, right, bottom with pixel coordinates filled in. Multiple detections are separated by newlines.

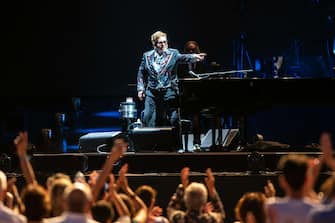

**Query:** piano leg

left=211, top=115, right=216, bottom=149
left=237, top=114, right=247, bottom=146
left=217, top=114, right=223, bottom=148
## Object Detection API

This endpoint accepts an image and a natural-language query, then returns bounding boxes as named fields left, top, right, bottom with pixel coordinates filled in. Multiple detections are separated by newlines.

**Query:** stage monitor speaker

left=78, top=131, right=124, bottom=153
left=129, top=127, right=179, bottom=152
left=201, top=129, right=239, bottom=149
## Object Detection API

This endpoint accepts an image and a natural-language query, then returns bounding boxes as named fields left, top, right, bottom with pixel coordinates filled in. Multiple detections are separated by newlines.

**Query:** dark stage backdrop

left=1, top=0, right=335, bottom=148
left=3, top=0, right=335, bottom=97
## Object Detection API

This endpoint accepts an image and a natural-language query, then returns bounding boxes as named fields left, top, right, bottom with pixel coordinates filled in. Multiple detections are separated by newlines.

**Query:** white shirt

left=0, top=202, right=26, bottom=223
left=44, top=212, right=98, bottom=223
left=266, top=197, right=319, bottom=223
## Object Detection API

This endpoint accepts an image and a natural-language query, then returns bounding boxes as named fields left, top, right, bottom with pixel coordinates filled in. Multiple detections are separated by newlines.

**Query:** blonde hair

left=151, top=31, right=167, bottom=47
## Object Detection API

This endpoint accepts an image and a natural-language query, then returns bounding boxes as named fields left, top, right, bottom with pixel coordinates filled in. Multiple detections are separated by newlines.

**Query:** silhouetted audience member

left=234, top=192, right=267, bottom=223
left=49, top=178, right=72, bottom=217
left=0, top=170, right=27, bottom=223
left=307, top=132, right=335, bottom=223
left=266, top=154, right=318, bottom=223
left=91, top=200, right=114, bottom=223
left=167, top=167, right=225, bottom=223
left=44, top=182, right=98, bottom=223
left=135, top=185, right=169, bottom=223
left=21, top=184, right=50, bottom=223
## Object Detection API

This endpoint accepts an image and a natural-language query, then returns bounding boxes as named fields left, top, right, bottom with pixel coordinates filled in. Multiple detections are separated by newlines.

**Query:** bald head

left=64, top=182, right=92, bottom=213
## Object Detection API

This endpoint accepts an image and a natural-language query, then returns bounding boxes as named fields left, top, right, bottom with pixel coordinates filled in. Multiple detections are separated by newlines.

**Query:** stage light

left=254, top=58, right=261, bottom=71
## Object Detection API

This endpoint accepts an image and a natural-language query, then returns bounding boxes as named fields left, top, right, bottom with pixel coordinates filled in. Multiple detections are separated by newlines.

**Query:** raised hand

left=320, top=132, right=333, bottom=155
left=319, top=132, right=335, bottom=171
left=264, top=179, right=276, bottom=198
left=204, top=202, right=214, bottom=213
left=88, top=170, right=98, bottom=188
left=14, top=131, right=37, bottom=185
left=204, top=168, right=216, bottom=197
left=111, top=138, right=128, bottom=159
left=151, top=206, right=163, bottom=217
left=92, top=137, right=128, bottom=201
left=117, top=163, right=129, bottom=191
left=180, top=167, right=190, bottom=188
left=14, top=131, right=29, bottom=157
left=195, top=53, right=207, bottom=62
left=109, top=174, right=116, bottom=192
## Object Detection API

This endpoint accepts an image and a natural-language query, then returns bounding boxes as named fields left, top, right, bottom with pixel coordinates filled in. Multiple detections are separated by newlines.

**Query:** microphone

left=188, top=70, right=198, bottom=78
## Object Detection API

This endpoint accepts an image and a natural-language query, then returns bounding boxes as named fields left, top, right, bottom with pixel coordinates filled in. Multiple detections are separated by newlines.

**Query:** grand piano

left=178, top=76, right=335, bottom=147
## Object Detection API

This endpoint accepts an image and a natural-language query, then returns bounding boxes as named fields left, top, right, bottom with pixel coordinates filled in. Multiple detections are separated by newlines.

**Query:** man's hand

left=195, top=53, right=207, bottom=62
left=14, top=131, right=29, bottom=157
left=138, top=90, right=145, bottom=101
left=204, top=168, right=216, bottom=197
left=264, top=179, right=276, bottom=198
left=117, top=163, right=129, bottom=191
left=320, top=132, right=335, bottom=171
left=181, top=167, right=190, bottom=188
left=320, top=132, right=333, bottom=155
left=151, top=206, right=163, bottom=217
left=111, top=138, right=128, bottom=159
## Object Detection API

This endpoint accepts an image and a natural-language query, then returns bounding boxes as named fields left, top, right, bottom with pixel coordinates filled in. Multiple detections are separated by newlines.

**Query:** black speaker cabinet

left=78, top=131, right=123, bottom=153
left=129, top=127, right=179, bottom=152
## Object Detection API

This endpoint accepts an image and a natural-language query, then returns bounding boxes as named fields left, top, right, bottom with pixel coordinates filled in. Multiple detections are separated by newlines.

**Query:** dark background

left=3, top=0, right=335, bottom=96
left=1, top=0, right=335, bottom=148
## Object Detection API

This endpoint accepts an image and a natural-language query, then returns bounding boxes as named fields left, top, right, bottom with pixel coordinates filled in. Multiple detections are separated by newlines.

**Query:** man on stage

left=137, top=31, right=206, bottom=127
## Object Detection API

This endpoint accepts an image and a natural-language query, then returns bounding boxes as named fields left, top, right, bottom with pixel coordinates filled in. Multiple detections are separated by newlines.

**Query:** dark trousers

left=142, top=88, right=179, bottom=127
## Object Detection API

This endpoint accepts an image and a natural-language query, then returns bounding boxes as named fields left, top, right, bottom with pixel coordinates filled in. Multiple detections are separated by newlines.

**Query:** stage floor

left=30, top=151, right=323, bottom=174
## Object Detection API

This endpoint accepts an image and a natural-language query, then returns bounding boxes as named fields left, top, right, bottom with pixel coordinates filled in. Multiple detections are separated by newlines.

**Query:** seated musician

left=178, top=41, right=208, bottom=150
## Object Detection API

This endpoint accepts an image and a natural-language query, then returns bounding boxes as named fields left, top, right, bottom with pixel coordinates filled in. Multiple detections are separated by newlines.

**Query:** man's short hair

left=151, top=31, right=167, bottom=47
left=278, top=154, right=309, bottom=191
left=64, top=182, right=92, bottom=213
left=184, top=182, right=208, bottom=211
left=92, top=200, right=114, bottom=223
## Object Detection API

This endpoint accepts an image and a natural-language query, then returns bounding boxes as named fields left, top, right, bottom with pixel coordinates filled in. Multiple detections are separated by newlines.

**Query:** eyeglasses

left=156, top=40, right=167, bottom=45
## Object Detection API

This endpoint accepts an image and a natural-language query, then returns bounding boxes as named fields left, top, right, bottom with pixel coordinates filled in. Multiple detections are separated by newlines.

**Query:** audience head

left=135, top=185, right=157, bottom=210
left=184, top=182, right=208, bottom=211
left=235, top=192, right=267, bottom=223
left=64, top=182, right=93, bottom=214
left=21, top=184, right=50, bottom=221
left=278, top=154, right=309, bottom=193
left=92, top=200, right=114, bottom=223
left=319, top=175, right=335, bottom=201
left=50, top=178, right=72, bottom=216
left=184, top=41, right=200, bottom=54
left=46, top=172, right=71, bottom=192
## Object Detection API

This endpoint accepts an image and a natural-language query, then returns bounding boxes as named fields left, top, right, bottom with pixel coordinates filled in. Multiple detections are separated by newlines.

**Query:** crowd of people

left=0, top=130, right=334, bottom=222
